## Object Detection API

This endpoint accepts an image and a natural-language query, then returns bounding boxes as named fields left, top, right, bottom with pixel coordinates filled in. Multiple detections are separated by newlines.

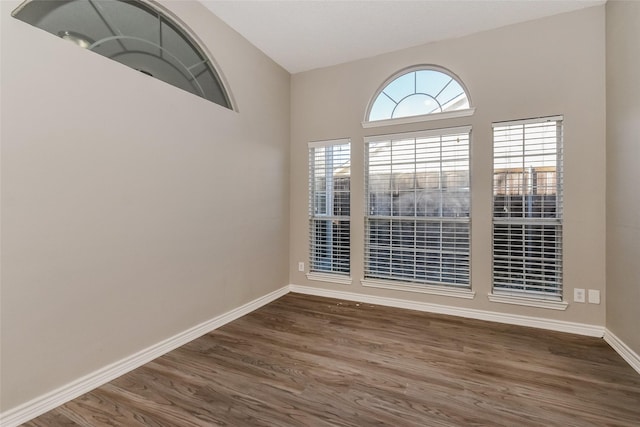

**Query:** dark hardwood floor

left=23, top=293, right=640, bottom=426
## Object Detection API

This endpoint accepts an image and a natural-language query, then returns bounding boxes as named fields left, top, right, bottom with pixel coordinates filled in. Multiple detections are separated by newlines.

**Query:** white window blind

left=492, top=117, right=563, bottom=299
left=365, top=127, right=471, bottom=287
left=309, top=139, right=351, bottom=275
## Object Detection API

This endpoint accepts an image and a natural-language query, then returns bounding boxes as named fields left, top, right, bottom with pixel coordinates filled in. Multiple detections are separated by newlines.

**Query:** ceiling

left=200, top=0, right=604, bottom=74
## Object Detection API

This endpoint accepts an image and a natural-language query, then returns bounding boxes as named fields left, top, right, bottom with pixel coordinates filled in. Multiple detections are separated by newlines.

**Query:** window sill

left=488, top=293, right=568, bottom=311
left=306, top=272, right=352, bottom=285
left=362, top=108, right=475, bottom=129
left=361, top=278, right=475, bottom=299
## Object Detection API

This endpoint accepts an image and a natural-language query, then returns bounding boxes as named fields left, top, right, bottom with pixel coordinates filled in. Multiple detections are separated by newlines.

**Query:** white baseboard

left=289, top=284, right=605, bottom=337
left=604, top=329, right=640, bottom=375
left=5, top=284, right=636, bottom=427
left=0, top=286, right=289, bottom=427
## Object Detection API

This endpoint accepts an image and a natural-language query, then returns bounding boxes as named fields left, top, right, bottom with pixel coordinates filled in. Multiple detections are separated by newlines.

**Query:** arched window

left=12, top=0, right=233, bottom=109
left=366, top=66, right=471, bottom=124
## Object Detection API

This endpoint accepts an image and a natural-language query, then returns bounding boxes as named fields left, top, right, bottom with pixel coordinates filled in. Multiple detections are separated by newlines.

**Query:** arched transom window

left=367, top=66, right=471, bottom=122
left=12, top=0, right=233, bottom=109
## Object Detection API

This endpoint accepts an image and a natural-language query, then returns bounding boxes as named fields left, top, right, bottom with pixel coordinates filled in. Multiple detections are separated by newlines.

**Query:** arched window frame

left=12, top=0, right=236, bottom=111
left=363, top=65, right=474, bottom=128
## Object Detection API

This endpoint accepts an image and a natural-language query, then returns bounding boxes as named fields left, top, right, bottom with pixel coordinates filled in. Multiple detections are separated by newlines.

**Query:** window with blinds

left=365, top=127, right=470, bottom=287
left=492, top=117, right=563, bottom=299
left=309, top=139, right=351, bottom=275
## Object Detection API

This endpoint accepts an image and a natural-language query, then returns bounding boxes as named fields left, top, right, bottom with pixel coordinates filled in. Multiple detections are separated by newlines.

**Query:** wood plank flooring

left=23, top=293, right=640, bottom=426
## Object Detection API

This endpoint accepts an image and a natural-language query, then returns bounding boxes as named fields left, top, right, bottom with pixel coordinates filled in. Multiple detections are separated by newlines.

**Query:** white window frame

left=308, top=139, right=352, bottom=284
left=489, top=116, right=567, bottom=310
left=362, top=127, right=474, bottom=298
left=363, top=65, right=475, bottom=129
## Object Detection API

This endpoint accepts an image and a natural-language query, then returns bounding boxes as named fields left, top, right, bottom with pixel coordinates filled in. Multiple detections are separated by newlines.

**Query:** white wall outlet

left=574, top=288, right=586, bottom=303
left=298, top=262, right=305, bottom=272
left=588, top=289, right=601, bottom=304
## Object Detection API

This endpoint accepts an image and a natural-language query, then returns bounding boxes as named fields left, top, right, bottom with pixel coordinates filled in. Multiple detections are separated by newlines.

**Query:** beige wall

left=290, top=7, right=607, bottom=324
left=0, top=0, right=290, bottom=412
left=606, top=1, right=640, bottom=354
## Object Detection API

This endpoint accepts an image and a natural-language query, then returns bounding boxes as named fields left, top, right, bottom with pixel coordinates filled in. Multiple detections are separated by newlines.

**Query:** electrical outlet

left=298, top=262, right=305, bottom=272
left=588, top=289, right=601, bottom=304
left=574, top=288, right=586, bottom=303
